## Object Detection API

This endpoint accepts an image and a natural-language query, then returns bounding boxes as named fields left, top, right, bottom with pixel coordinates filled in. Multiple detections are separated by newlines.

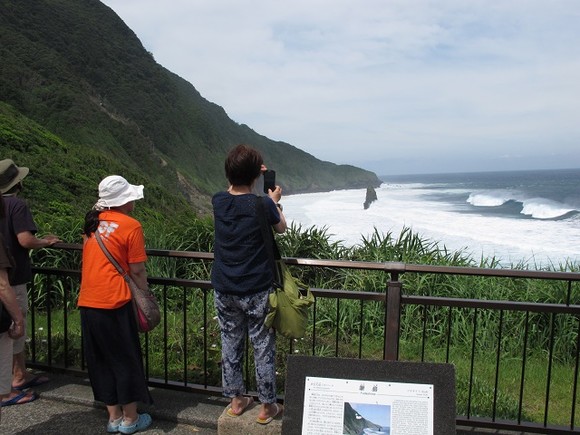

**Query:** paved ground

left=1, top=371, right=538, bottom=434
left=1, top=371, right=225, bottom=434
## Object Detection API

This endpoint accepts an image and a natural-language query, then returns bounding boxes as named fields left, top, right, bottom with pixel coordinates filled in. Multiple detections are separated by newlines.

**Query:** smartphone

left=263, top=170, right=276, bottom=194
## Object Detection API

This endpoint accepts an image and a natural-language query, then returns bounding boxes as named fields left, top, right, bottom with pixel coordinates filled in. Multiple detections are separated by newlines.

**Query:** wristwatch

left=276, top=203, right=283, bottom=211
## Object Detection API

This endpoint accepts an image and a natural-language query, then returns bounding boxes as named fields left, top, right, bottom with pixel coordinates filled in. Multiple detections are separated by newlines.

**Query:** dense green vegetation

left=0, top=102, right=205, bottom=236
left=0, top=0, right=381, bottom=230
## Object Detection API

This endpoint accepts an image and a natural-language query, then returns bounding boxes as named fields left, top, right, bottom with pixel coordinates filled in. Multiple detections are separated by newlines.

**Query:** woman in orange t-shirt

left=78, top=175, right=152, bottom=435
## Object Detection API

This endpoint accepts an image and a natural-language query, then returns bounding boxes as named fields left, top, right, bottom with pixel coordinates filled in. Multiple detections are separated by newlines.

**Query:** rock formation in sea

left=364, top=186, right=378, bottom=209
left=343, top=402, right=385, bottom=434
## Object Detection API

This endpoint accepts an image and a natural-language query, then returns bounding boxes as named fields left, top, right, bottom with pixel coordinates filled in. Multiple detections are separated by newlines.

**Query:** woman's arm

left=268, top=186, right=287, bottom=234
left=128, top=261, right=149, bottom=290
left=273, top=207, right=287, bottom=234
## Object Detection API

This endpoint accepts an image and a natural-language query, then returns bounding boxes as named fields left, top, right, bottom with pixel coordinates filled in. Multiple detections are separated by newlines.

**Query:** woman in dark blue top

left=211, top=144, right=286, bottom=425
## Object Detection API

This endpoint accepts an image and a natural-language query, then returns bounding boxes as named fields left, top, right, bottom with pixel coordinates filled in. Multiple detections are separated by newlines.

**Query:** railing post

left=384, top=273, right=403, bottom=361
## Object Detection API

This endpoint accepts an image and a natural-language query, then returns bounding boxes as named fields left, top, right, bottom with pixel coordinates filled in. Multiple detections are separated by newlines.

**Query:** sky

left=101, top=0, right=580, bottom=176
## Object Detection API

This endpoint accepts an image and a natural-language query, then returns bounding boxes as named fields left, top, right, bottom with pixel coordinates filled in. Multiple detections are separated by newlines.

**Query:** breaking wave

left=467, top=191, right=578, bottom=219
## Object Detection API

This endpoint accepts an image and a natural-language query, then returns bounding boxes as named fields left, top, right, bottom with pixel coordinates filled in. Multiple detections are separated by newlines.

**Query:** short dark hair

left=224, top=144, right=263, bottom=186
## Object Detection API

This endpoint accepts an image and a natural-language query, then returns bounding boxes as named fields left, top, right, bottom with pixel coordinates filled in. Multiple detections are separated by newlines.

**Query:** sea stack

left=364, top=186, right=378, bottom=209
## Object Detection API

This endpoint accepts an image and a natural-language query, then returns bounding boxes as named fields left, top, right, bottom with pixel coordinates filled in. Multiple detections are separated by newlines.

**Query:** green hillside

left=0, top=0, right=381, bottom=228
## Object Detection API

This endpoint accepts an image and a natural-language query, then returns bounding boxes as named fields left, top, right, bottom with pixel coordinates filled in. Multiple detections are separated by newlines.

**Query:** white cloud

left=101, top=0, right=580, bottom=174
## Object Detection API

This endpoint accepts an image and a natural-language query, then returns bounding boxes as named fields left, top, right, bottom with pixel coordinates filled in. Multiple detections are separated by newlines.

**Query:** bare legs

left=12, top=351, right=34, bottom=386
left=107, top=402, right=138, bottom=424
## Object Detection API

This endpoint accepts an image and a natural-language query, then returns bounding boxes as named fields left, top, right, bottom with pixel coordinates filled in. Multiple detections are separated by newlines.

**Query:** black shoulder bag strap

left=256, top=196, right=282, bottom=287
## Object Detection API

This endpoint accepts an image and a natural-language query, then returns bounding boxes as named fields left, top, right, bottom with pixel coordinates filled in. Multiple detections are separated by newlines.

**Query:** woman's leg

left=121, top=402, right=138, bottom=423
left=246, top=291, right=277, bottom=410
left=106, top=404, right=123, bottom=422
left=214, top=292, right=247, bottom=398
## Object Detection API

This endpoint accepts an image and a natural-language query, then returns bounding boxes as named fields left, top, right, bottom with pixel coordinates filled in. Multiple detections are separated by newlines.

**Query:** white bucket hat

left=94, top=175, right=144, bottom=210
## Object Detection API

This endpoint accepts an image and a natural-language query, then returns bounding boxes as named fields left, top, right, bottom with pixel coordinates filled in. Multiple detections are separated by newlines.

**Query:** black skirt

left=80, top=301, right=153, bottom=406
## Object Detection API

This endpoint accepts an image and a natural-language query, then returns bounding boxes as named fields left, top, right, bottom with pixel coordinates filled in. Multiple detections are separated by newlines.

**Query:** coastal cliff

left=0, top=1, right=382, bottom=222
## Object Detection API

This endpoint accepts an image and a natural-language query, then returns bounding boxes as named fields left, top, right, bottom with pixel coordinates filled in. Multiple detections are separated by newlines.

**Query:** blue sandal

left=118, top=413, right=152, bottom=434
left=107, top=416, right=123, bottom=433
left=0, top=391, right=37, bottom=407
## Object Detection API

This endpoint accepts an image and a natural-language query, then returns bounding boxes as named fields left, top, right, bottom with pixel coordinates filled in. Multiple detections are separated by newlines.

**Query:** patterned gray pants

left=214, top=289, right=277, bottom=404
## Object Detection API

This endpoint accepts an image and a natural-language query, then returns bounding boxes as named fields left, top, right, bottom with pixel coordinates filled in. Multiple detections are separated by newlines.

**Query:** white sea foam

left=466, top=191, right=576, bottom=219
left=283, top=184, right=580, bottom=267
left=520, top=199, right=575, bottom=219
left=467, top=192, right=511, bottom=207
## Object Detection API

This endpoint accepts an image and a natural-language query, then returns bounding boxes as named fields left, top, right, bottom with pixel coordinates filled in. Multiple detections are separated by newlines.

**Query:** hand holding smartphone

left=263, top=170, right=276, bottom=194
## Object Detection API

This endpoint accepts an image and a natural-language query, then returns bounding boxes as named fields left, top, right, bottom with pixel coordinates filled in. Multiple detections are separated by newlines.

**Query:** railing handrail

left=32, top=244, right=580, bottom=433
left=51, top=242, right=580, bottom=282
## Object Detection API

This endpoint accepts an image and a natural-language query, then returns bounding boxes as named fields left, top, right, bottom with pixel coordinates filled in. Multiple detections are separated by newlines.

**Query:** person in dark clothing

left=0, top=194, right=28, bottom=417
left=0, top=159, right=59, bottom=406
left=211, top=144, right=287, bottom=425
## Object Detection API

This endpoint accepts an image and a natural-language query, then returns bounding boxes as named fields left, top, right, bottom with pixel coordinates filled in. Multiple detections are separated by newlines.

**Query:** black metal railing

left=28, top=244, right=580, bottom=434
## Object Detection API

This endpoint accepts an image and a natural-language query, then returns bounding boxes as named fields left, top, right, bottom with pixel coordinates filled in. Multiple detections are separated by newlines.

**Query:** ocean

left=282, top=168, right=580, bottom=267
